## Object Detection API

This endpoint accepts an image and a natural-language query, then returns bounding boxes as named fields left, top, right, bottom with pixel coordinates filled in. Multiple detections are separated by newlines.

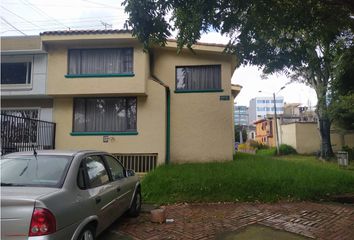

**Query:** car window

left=84, top=156, right=109, bottom=188
left=104, top=155, right=125, bottom=180
left=0, top=155, right=72, bottom=188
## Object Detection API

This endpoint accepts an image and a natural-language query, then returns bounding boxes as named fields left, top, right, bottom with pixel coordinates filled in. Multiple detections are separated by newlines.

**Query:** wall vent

left=113, top=153, right=158, bottom=173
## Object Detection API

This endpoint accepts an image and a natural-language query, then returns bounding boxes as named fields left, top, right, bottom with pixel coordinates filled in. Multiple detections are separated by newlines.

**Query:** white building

left=249, top=96, right=284, bottom=124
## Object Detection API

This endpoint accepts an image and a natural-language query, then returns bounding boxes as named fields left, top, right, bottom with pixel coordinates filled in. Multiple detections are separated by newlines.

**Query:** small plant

left=279, top=144, right=297, bottom=155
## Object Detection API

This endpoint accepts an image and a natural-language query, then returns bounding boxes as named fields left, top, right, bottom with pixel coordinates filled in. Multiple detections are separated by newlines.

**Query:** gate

left=1, top=114, right=56, bottom=155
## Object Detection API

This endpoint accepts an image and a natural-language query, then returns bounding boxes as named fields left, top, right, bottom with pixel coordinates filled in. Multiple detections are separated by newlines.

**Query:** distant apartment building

left=248, top=96, right=284, bottom=124
left=281, top=103, right=317, bottom=124
left=234, top=105, right=249, bottom=126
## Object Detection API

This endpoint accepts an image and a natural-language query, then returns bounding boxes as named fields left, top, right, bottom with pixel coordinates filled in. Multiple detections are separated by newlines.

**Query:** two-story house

left=1, top=30, right=241, bottom=169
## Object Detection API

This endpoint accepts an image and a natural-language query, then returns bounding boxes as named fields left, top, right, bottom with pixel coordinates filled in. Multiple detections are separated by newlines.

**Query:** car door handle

left=116, top=187, right=121, bottom=192
left=95, top=197, right=101, bottom=204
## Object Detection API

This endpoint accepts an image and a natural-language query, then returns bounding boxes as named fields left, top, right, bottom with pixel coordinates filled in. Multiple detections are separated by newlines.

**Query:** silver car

left=1, top=150, right=141, bottom=240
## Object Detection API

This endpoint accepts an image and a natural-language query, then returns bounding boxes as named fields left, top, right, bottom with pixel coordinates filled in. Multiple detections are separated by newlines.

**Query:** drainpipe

left=149, top=53, right=171, bottom=164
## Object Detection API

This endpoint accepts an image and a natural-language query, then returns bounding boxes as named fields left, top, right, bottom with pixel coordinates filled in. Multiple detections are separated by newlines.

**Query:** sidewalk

left=100, top=202, right=354, bottom=240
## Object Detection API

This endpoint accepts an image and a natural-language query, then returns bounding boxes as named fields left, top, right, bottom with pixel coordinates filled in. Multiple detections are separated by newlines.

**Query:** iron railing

left=1, top=114, right=56, bottom=155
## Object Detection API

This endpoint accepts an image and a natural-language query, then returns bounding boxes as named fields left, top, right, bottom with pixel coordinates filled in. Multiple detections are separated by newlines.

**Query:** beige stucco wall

left=280, top=123, right=297, bottom=150
left=44, top=42, right=149, bottom=96
left=53, top=79, right=166, bottom=165
left=295, top=123, right=321, bottom=154
left=152, top=48, right=235, bottom=163
left=1, top=36, right=41, bottom=51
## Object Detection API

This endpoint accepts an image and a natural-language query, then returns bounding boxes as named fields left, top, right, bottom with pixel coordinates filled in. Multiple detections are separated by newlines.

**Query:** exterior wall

left=1, top=54, right=48, bottom=96
left=1, top=99, right=53, bottom=122
left=52, top=79, right=166, bottom=165
left=1, top=36, right=41, bottom=51
left=44, top=43, right=149, bottom=96
left=280, top=123, right=297, bottom=150
left=280, top=123, right=353, bottom=154
left=152, top=48, right=235, bottom=163
left=295, top=123, right=321, bottom=154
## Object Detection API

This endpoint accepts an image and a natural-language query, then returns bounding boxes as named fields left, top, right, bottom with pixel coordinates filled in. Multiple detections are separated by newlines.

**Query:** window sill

left=174, top=89, right=224, bottom=93
left=1, top=84, right=32, bottom=91
left=70, top=132, right=138, bottom=136
left=65, top=73, right=135, bottom=78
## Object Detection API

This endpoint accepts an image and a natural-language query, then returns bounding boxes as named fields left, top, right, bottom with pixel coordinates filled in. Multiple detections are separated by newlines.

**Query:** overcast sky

left=1, top=0, right=317, bottom=108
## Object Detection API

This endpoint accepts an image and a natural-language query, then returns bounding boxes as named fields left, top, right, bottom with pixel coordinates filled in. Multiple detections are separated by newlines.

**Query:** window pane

left=68, top=48, right=133, bottom=75
left=73, top=97, right=137, bottom=132
left=0, top=155, right=71, bottom=187
left=85, top=156, right=109, bottom=188
left=176, top=65, right=221, bottom=91
left=1, top=62, right=31, bottom=84
left=104, top=155, right=125, bottom=180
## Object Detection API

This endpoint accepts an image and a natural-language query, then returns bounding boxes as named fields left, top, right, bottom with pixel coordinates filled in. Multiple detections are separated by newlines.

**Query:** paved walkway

left=100, top=202, right=354, bottom=240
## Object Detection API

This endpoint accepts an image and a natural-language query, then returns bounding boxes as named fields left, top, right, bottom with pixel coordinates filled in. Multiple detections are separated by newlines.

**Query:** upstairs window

left=1, top=60, right=32, bottom=85
left=176, top=65, right=221, bottom=91
left=68, top=48, right=133, bottom=75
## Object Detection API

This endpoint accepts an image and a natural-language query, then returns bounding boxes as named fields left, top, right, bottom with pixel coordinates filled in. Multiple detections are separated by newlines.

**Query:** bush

left=279, top=144, right=297, bottom=155
left=342, top=145, right=354, bottom=161
left=248, top=140, right=269, bottom=150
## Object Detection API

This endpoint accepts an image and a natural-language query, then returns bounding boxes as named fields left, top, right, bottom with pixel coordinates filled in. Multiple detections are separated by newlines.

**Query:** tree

left=330, top=47, right=354, bottom=130
left=123, top=0, right=354, bottom=159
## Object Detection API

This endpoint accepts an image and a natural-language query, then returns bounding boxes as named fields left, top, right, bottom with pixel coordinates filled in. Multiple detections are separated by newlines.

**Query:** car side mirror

left=126, top=169, right=135, bottom=177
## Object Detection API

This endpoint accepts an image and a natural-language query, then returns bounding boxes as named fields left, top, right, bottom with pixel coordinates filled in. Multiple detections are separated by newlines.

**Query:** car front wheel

left=128, top=187, right=141, bottom=217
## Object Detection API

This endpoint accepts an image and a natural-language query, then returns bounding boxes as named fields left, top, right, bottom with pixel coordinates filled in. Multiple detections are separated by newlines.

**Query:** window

left=1, top=155, right=71, bottom=188
left=73, top=97, right=137, bottom=133
left=1, top=109, right=39, bottom=119
left=176, top=65, right=221, bottom=91
left=84, top=156, right=109, bottom=188
left=68, top=48, right=133, bottom=75
left=104, top=155, right=125, bottom=180
left=1, top=62, right=32, bottom=85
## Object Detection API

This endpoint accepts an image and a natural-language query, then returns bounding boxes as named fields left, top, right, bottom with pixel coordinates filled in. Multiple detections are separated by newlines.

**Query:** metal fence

left=1, top=114, right=56, bottom=155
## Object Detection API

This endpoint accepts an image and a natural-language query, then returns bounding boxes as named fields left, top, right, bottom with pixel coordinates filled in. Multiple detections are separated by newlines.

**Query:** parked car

left=1, top=150, right=141, bottom=240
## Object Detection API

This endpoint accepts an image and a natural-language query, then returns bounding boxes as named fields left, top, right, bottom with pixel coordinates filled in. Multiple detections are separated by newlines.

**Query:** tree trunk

left=318, top=116, right=334, bottom=160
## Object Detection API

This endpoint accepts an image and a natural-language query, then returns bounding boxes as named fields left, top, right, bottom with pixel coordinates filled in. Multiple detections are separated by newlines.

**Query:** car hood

left=1, top=187, right=60, bottom=239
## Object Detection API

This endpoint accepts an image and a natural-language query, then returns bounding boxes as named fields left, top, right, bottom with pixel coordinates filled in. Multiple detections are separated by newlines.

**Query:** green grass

left=141, top=153, right=354, bottom=204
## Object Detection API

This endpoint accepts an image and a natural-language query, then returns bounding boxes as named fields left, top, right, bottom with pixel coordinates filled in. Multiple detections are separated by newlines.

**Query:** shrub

left=248, top=140, right=269, bottom=150
left=279, top=144, right=297, bottom=155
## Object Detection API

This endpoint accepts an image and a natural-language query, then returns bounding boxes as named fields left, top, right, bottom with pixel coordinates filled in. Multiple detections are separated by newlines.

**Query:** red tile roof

left=40, top=29, right=131, bottom=36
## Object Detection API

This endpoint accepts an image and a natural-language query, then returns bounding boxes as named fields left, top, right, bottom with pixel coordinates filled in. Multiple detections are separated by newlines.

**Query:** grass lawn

left=141, top=153, right=354, bottom=204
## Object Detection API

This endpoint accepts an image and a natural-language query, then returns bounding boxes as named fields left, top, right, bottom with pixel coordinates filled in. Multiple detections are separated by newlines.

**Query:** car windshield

left=0, top=155, right=72, bottom=187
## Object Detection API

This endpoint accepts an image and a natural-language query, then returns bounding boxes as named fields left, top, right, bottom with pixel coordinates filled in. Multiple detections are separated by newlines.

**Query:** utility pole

left=273, top=93, right=280, bottom=155
left=239, top=107, right=243, bottom=143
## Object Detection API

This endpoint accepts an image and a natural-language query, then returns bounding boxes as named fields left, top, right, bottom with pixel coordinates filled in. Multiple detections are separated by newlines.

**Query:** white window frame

left=1, top=55, right=34, bottom=90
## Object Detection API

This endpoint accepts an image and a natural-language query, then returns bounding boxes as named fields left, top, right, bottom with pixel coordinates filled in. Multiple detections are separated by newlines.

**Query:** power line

left=1, top=17, right=26, bottom=35
left=20, top=0, right=70, bottom=30
left=80, top=0, right=123, bottom=9
left=1, top=6, right=42, bottom=28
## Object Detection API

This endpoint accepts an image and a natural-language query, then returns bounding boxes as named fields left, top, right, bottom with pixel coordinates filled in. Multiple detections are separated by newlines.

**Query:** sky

left=1, top=0, right=318, bottom=108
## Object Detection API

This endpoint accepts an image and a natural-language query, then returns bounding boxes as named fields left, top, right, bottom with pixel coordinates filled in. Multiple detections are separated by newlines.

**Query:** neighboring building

left=281, top=103, right=317, bottom=124
left=254, top=117, right=276, bottom=147
left=1, top=36, right=56, bottom=153
left=1, top=36, right=53, bottom=122
left=16, top=29, right=240, bottom=168
left=249, top=96, right=284, bottom=124
left=234, top=105, right=249, bottom=126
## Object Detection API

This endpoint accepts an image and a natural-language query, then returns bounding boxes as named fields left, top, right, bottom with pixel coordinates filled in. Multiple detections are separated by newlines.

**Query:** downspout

left=149, top=53, right=171, bottom=164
